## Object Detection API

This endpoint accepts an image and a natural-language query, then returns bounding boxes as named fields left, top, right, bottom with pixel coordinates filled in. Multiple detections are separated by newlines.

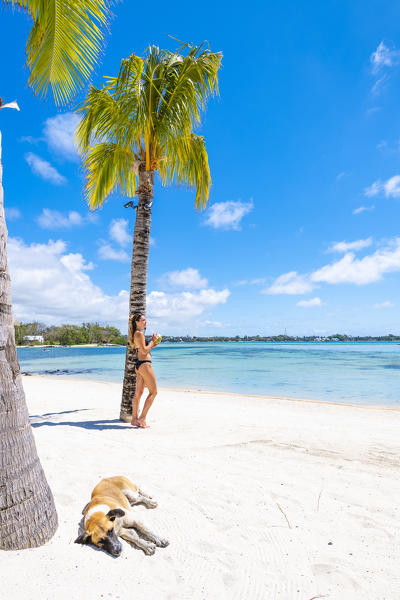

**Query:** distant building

left=23, top=335, right=44, bottom=343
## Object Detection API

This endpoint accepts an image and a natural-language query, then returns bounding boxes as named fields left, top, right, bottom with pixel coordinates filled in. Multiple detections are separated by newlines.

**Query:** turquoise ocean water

left=17, top=342, right=400, bottom=406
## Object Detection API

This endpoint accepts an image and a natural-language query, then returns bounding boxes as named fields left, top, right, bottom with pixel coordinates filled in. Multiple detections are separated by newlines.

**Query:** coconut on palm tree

left=0, top=0, right=113, bottom=550
left=76, top=42, right=222, bottom=422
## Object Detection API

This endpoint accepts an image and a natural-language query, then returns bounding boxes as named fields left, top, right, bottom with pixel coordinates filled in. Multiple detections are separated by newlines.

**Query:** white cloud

left=7, top=237, right=129, bottom=326
left=328, top=238, right=373, bottom=253
left=353, top=205, right=374, bottom=215
left=234, top=278, right=266, bottom=286
left=109, top=218, right=131, bottom=247
left=336, top=172, right=346, bottom=180
left=373, top=301, right=394, bottom=309
left=204, top=200, right=253, bottom=230
left=43, top=113, right=80, bottom=161
left=147, top=288, right=230, bottom=322
left=371, top=74, right=389, bottom=95
left=60, top=253, right=94, bottom=271
left=384, top=175, right=400, bottom=197
left=263, top=271, right=314, bottom=295
left=25, top=152, right=66, bottom=185
left=262, top=237, right=400, bottom=301
left=20, top=135, right=40, bottom=145
left=161, top=268, right=208, bottom=289
left=371, top=41, right=400, bottom=72
left=5, top=207, right=21, bottom=220
left=377, top=139, right=400, bottom=154
left=203, top=320, right=223, bottom=327
left=365, top=107, right=381, bottom=117
left=37, top=209, right=83, bottom=229
left=365, top=181, right=382, bottom=197
left=296, top=297, right=322, bottom=308
left=365, top=175, right=400, bottom=198
left=234, top=280, right=248, bottom=286
left=369, top=42, right=398, bottom=96
left=311, top=238, right=400, bottom=285
left=98, top=243, right=130, bottom=262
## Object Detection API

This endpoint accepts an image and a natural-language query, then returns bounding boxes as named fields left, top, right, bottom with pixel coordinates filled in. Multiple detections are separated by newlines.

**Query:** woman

left=128, top=313, right=159, bottom=428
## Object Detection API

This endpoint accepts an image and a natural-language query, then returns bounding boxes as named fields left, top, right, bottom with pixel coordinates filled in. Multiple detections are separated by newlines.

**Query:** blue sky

left=1, top=0, right=400, bottom=336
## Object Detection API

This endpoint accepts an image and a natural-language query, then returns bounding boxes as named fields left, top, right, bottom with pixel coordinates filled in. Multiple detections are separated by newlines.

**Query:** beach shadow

left=31, top=418, right=134, bottom=431
left=30, top=409, right=89, bottom=419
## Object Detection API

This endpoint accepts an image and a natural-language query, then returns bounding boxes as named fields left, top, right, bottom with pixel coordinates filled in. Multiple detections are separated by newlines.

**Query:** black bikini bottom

left=136, top=360, right=152, bottom=371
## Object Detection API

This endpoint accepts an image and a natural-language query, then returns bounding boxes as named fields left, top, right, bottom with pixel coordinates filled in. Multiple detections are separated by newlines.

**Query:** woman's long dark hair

left=128, top=313, right=143, bottom=348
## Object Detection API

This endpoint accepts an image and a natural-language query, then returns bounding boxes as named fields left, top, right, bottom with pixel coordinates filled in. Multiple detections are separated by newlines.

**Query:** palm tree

left=76, top=42, right=222, bottom=421
left=0, top=0, right=113, bottom=550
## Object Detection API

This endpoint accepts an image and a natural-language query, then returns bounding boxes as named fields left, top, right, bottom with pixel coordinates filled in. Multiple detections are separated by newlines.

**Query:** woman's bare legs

left=131, top=371, right=145, bottom=426
left=136, top=363, right=157, bottom=428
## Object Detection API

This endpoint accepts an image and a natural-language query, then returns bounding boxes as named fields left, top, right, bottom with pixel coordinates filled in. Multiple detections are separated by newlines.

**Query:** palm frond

left=82, top=142, right=136, bottom=209
left=159, top=134, right=211, bottom=209
left=138, top=46, right=167, bottom=168
left=108, top=52, right=144, bottom=99
left=76, top=85, right=129, bottom=152
left=3, top=0, right=113, bottom=106
left=157, top=44, right=222, bottom=131
left=2, top=0, right=38, bottom=13
left=103, top=54, right=147, bottom=150
left=76, top=85, right=146, bottom=163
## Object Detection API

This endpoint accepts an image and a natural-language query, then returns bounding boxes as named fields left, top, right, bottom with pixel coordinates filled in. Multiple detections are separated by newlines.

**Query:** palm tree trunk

left=120, top=169, right=154, bottom=422
left=0, top=131, right=58, bottom=549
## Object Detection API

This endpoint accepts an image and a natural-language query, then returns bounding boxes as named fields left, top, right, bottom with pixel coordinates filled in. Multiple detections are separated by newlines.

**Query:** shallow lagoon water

left=17, top=342, right=400, bottom=406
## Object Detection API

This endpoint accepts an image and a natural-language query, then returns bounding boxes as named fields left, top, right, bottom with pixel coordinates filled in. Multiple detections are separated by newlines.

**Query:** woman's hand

left=151, top=333, right=159, bottom=343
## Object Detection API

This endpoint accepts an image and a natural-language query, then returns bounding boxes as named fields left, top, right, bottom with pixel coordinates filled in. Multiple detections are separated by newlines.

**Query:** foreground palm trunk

left=0, top=132, right=58, bottom=549
left=120, top=169, right=154, bottom=422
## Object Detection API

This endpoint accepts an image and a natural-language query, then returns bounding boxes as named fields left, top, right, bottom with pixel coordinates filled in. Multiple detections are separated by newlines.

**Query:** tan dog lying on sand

left=75, top=476, right=169, bottom=556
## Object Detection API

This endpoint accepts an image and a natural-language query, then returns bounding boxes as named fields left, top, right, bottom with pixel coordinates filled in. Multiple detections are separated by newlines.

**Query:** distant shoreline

left=17, top=343, right=125, bottom=348
left=17, top=340, right=400, bottom=348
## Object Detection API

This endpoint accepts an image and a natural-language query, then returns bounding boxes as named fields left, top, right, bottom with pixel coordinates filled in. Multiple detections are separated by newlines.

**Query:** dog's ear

left=107, top=509, right=125, bottom=521
left=75, top=533, right=90, bottom=545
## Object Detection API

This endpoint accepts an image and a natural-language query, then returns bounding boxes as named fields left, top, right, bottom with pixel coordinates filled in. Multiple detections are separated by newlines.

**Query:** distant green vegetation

left=15, top=324, right=400, bottom=346
left=161, top=334, right=400, bottom=342
left=15, top=322, right=127, bottom=346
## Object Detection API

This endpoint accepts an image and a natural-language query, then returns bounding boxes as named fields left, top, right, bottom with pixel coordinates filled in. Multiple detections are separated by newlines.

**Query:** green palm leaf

left=82, top=142, right=136, bottom=209
left=159, top=134, right=211, bottom=209
left=2, top=0, right=113, bottom=106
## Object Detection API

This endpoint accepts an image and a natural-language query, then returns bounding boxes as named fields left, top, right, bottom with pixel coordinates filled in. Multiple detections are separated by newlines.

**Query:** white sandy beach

left=2, top=376, right=400, bottom=600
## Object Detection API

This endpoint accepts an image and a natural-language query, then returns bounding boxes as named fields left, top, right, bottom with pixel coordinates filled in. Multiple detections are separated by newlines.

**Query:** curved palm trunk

left=120, top=169, right=154, bottom=422
left=0, top=132, right=58, bottom=549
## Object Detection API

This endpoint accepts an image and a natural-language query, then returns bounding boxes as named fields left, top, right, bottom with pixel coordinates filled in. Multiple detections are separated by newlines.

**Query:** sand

left=2, top=376, right=400, bottom=600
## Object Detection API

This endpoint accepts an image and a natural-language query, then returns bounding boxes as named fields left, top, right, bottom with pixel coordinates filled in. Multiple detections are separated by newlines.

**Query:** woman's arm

left=134, top=331, right=158, bottom=354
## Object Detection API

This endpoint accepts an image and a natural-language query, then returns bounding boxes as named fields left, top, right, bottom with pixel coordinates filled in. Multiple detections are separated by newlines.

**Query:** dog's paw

left=143, top=543, right=156, bottom=555
left=147, top=500, right=158, bottom=509
left=158, top=538, right=169, bottom=548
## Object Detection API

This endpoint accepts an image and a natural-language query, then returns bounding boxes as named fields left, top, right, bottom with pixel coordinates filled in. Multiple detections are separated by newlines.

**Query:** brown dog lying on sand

left=75, top=476, right=169, bottom=556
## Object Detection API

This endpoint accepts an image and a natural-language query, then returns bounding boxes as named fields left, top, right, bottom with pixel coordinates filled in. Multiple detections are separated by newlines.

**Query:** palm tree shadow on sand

left=30, top=409, right=133, bottom=430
